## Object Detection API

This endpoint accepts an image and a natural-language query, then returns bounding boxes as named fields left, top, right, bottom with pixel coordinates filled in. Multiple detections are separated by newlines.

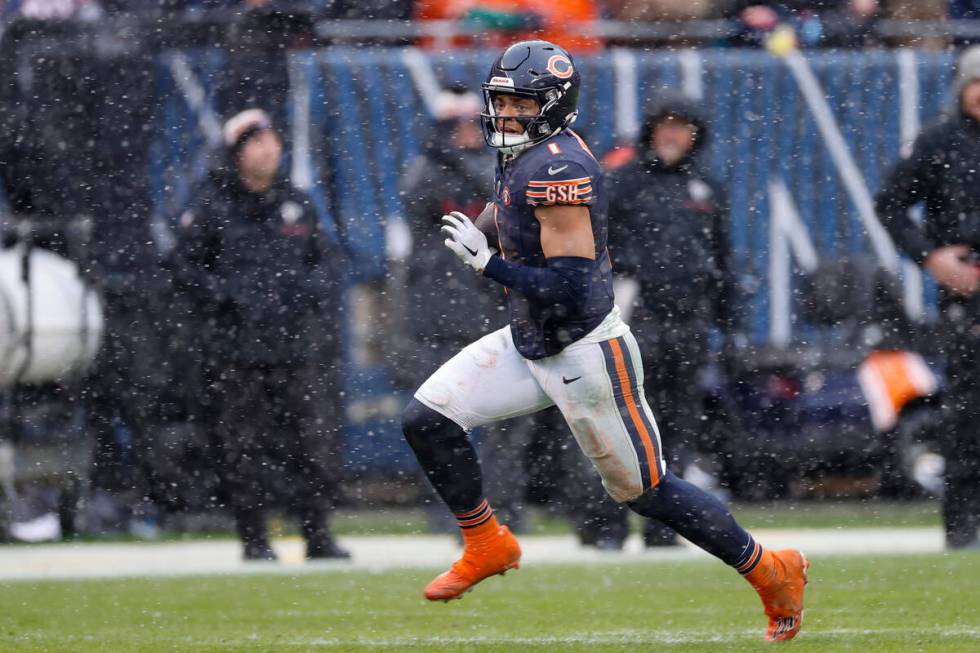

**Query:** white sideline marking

left=0, top=528, right=944, bottom=582
left=36, top=626, right=980, bottom=650
left=277, top=625, right=980, bottom=648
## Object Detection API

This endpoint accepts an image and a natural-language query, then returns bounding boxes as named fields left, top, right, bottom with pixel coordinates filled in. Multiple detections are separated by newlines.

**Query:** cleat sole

left=500, top=562, right=520, bottom=576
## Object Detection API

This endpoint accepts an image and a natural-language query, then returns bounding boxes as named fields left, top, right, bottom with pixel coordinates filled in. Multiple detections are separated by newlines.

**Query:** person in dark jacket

left=170, top=108, right=349, bottom=561
left=2, top=82, right=180, bottom=532
left=580, top=92, right=736, bottom=549
left=396, top=87, right=541, bottom=531
left=875, top=46, right=980, bottom=550
left=396, top=87, right=502, bottom=382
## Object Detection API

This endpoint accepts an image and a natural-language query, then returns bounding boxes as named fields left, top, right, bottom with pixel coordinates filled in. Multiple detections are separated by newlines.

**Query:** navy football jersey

left=492, top=129, right=614, bottom=359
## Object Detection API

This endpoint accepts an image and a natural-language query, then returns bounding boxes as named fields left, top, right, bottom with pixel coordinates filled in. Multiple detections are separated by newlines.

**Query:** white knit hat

left=222, top=108, right=274, bottom=148
left=954, top=45, right=980, bottom=99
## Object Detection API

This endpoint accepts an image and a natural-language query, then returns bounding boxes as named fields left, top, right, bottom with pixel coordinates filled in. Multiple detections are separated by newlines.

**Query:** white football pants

left=415, top=309, right=667, bottom=503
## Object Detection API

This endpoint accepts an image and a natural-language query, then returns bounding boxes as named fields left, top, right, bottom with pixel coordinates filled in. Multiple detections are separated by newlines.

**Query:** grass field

left=326, top=500, right=944, bottom=537
left=2, top=551, right=978, bottom=653
left=67, top=500, right=943, bottom=545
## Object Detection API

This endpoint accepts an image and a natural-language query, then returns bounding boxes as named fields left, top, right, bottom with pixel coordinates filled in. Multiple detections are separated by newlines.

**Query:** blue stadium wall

left=151, top=48, right=954, bottom=472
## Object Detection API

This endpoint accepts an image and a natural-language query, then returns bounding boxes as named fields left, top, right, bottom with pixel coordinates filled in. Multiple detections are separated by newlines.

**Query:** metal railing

left=2, top=13, right=980, bottom=53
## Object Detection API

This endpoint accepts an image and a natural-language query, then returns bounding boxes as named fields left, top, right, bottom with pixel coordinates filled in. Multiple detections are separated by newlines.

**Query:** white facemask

left=489, top=130, right=535, bottom=156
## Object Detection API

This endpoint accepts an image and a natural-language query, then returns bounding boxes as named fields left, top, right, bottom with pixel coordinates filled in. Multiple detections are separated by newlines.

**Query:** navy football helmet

left=481, top=40, right=581, bottom=155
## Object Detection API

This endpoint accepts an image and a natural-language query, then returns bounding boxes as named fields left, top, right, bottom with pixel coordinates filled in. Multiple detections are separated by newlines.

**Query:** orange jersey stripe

left=526, top=186, right=592, bottom=197
left=527, top=199, right=593, bottom=206
left=527, top=185, right=593, bottom=195
left=527, top=177, right=591, bottom=186
left=608, top=338, right=660, bottom=487
left=567, top=129, right=597, bottom=162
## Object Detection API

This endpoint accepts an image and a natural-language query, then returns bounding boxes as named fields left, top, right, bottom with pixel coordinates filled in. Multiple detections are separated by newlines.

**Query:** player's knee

left=598, top=470, right=646, bottom=504
left=624, top=470, right=676, bottom=513
left=604, top=482, right=644, bottom=504
left=602, top=465, right=669, bottom=503
left=401, top=398, right=432, bottom=443
left=401, top=398, right=461, bottom=448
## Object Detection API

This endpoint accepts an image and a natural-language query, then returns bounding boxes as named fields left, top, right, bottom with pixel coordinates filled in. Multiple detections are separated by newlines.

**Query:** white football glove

left=441, top=211, right=494, bottom=272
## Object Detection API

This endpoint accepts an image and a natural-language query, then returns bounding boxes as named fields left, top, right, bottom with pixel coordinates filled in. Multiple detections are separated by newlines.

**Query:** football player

left=401, top=40, right=809, bottom=641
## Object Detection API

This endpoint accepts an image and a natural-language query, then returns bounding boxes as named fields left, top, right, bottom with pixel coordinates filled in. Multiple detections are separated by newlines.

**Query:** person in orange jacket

left=415, top=0, right=602, bottom=53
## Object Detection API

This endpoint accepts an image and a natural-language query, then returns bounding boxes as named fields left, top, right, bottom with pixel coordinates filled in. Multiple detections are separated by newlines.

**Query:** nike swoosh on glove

left=441, top=211, right=494, bottom=272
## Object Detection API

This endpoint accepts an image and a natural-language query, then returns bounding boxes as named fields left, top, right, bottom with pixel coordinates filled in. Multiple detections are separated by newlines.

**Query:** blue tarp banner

left=153, top=47, right=955, bottom=344
left=146, top=48, right=956, bottom=471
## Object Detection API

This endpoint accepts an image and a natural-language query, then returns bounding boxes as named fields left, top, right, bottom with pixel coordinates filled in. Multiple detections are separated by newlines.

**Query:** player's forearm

left=483, top=255, right=594, bottom=313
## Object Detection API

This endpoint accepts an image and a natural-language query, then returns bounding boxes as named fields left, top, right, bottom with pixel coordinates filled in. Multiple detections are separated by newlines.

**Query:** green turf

left=58, top=501, right=942, bottom=544
left=726, top=499, right=943, bottom=530
left=1, top=552, right=978, bottom=652
left=328, top=501, right=942, bottom=537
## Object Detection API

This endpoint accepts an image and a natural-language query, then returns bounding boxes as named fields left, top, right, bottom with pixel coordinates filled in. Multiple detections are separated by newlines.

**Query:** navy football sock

left=402, top=398, right=484, bottom=514
left=627, top=470, right=759, bottom=570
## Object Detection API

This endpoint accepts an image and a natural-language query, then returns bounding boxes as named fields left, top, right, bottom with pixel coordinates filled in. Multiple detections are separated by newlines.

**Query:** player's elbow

left=551, top=287, right=591, bottom=318
left=546, top=256, right=596, bottom=315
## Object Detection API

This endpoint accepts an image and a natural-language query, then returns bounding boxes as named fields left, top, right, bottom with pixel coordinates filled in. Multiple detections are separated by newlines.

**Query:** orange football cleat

left=746, top=548, right=810, bottom=642
left=424, top=523, right=521, bottom=601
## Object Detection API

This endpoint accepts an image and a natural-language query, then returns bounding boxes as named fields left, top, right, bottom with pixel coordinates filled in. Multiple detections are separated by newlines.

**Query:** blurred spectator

left=484, top=406, right=610, bottom=539
left=393, top=92, right=626, bottom=536
left=880, top=0, right=949, bottom=50
left=1, top=51, right=184, bottom=533
left=393, top=87, right=527, bottom=532
left=327, top=0, right=412, bottom=18
left=394, top=87, right=499, bottom=388
left=950, top=0, right=980, bottom=20
left=724, top=1, right=880, bottom=50
left=874, top=45, right=980, bottom=549
left=0, top=102, right=67, bottom=220
left=821, top=0, right=880, bottom=47
left=604, top=0, right=728, bottom=48
left=170, top=108, right=349, bottom=561
left=598, top=91, right=736, bottom=549
left=605, top=0, right=718, bottom=21
left=414, top=0, right=601, bottom=52
left=1, top=0, right=100, bottom=21
left=76, top=53, right=181, bottom=531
